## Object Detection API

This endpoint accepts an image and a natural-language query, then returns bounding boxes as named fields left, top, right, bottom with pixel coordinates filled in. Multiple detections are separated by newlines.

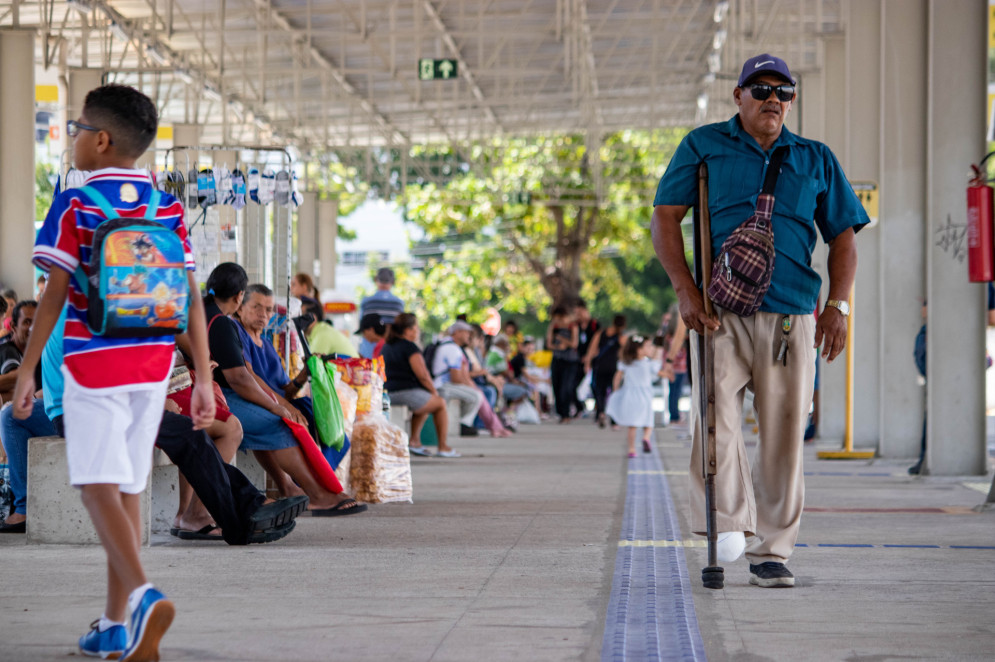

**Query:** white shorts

left=62, top=368, right=168, bottom=494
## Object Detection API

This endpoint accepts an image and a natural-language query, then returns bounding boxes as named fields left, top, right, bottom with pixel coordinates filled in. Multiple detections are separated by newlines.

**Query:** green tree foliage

left=35, top=160, right=56, bottom=222
left=398, top=128, right=688, bottom=331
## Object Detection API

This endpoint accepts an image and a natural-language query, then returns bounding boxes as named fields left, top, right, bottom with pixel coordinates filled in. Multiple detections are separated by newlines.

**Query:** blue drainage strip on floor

left=601, top=447, right=707, bottom=662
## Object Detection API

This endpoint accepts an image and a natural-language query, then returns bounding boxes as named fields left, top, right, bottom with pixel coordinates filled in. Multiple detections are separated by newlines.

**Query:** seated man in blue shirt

left=651, top=53, right=867, bottom=588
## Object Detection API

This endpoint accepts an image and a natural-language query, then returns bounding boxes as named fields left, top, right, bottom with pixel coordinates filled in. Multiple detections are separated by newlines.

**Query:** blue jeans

left=668, top=372, right=686, bottom=423
left=1, top=400, right=57, bottom=515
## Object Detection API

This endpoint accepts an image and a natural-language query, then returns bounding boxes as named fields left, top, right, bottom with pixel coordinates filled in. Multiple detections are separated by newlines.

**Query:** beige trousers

left=688, top=310, right=815, bottom=563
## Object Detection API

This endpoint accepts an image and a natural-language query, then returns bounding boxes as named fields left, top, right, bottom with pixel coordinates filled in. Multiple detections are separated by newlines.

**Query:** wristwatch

left=825, top=299, right=850, bottom=317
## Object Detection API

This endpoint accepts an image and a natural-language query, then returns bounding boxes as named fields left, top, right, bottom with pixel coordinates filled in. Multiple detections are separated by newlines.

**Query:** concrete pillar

left=843, top=0, right=883, bottom=449
left=925, top=0, right=988, bottom=475
left=317, top=198, right=339, bottom=292
left=0, top=30, right=36, bottom=299
left=65, top=67, right=103, bottom=169
left=296, top=191, right=319, bottom=278
left=817, top=35, right=848, bottom=445
left=878, top=0, right=929, bottom=459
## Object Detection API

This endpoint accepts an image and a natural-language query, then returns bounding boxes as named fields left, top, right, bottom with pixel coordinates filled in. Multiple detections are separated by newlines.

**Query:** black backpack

left=421, top=339, right=451, bottom=378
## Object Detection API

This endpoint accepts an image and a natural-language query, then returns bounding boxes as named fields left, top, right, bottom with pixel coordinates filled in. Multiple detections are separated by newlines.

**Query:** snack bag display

left=349, top=416, right=412, bottom=504
left=332, top=357, right=386, bottom=416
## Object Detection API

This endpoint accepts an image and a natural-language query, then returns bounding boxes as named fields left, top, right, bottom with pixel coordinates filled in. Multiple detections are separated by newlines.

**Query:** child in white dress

left=605, top=335, right=665, bottom=457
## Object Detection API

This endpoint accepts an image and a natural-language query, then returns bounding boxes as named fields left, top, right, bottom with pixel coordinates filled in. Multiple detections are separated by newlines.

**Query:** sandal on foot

left=409, top=446, right=434, bottom=457
left=642, top=439, right=652, bottom=453
left=174, top=524, right=225, bottom=541
left=311, top=498, right=368, bottom=517
left=627, top=451, right=637, bottom=458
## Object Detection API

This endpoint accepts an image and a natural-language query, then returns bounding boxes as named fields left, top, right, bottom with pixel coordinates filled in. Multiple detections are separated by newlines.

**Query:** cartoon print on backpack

left=77, top=186, right=190, bottom=337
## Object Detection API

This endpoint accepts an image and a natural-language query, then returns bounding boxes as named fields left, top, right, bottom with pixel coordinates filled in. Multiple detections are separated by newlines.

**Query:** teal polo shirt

left=654, top=116, right=869, bottom=315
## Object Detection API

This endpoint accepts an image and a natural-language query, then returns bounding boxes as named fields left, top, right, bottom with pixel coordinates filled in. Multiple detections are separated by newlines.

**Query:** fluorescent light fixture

left=702, top=73, right=716, bottom=85
left=67, top=0, right=93, bottom=14
left=707, top=52, right=721, bottom=74
left=712, top=29, right=727, bottom=51
left=109, top=22, right=129, bottom=43
left=174, top=68, right=194, bottom=84
left=697, top=94, right=709, bottom=111
left=145, top=44, right=169, bottom=65
left=714, top=1, right=730, bottom=23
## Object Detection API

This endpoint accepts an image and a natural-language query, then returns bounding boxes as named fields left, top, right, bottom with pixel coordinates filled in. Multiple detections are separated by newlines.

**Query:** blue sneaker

left=79, top=620, right=127, bottom=659
left=121, top=586, right=175, bottom=662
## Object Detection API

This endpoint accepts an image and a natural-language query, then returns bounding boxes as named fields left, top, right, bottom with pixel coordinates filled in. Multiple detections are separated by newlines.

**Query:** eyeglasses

left=67, top=120, right=104, bottom=137
left=745, top=82, right=795, bottom=103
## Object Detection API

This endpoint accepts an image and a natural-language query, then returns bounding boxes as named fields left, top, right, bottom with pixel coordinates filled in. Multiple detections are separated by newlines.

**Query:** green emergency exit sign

left=418, top=58, right=458, bottom=80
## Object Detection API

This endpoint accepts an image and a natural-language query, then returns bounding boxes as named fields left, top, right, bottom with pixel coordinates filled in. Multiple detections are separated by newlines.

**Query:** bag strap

left=761, top=146, right=789, bottom=195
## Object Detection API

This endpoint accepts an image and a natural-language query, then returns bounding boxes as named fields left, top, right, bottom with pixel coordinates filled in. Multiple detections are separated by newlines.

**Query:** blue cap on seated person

left=737, top=53, right=796, bottom=87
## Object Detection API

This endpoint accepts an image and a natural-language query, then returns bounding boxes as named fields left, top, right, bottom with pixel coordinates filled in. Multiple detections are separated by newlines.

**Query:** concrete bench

left=27, top=436, right=152, bottom=545
left=387, top=400, right=462, bottom=439
left=27, top=436, right=269, bottom=545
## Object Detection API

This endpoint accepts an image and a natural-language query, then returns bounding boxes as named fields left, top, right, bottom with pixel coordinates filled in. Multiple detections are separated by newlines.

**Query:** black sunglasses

left=745, top=82, right=795, bottom=103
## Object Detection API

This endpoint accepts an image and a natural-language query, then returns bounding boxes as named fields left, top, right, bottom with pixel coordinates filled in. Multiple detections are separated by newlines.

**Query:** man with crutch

left=651, top=54, right=867, bottom=588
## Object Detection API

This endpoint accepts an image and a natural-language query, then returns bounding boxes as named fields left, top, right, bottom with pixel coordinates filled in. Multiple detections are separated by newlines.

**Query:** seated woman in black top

left=381, top=312, right=456, bottom=458
left=203, top=262, right=364, bottom=515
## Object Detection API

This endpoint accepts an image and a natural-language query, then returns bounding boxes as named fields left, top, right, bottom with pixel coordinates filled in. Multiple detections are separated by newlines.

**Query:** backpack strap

left=761, top=146, right=789, bottom=195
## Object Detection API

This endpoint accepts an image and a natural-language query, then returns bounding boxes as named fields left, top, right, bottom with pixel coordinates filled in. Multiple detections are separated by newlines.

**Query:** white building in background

left=334, top=200, right=417, bottom=303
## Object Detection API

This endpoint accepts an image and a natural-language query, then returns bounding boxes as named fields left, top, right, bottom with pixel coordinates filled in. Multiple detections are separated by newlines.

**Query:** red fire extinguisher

left=967, top=155, right=995, bottom=282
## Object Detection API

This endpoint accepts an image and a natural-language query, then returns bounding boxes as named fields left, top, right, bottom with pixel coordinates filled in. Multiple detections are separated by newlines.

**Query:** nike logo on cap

left=754, top=60, right=775, bottom=68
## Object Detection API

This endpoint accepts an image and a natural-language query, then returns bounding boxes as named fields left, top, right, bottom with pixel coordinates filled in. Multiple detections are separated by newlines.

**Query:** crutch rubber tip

left=702, top=566, right=725, bottom=589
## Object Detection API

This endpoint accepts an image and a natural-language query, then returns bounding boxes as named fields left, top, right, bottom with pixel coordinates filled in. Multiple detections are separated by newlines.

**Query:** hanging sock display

left=275, top=170, right=291, bottom=206
left=187, top=168, right=200, bottom=209
left=248, top=167, right=261, bottom=204
left=291, top=171, right=304, bottom=208
left=258, top=168, right=276, bottom=205
left=216, top=166, right=233, bottom=206
left=230, top=169, right=247, bottom=210
left=197, top=169, right=217, bottom=208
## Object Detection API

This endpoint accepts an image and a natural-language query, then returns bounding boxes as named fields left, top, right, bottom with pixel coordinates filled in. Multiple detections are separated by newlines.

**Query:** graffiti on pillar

left=935, top=214, right=967, bottom=263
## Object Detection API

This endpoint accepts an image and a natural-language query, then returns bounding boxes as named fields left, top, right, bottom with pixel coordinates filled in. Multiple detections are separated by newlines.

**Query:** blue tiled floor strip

left=601, top=447, right=707, bottom=662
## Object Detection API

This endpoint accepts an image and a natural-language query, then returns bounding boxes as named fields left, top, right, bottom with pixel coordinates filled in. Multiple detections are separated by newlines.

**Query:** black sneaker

left=459, top=424, right=479, bottom=437
left=749, top=562, right=795, bottom=588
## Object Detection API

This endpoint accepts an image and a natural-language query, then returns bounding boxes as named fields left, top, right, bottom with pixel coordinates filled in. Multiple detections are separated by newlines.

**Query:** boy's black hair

left=613, top=314, right=627, bottom=328
left=204, top=262, right=248, bottom=304
left=82, top=84, right=158, bottom=158
left=551, top=304, right=569, bottom=318
left=0, top=296, right=6, bottom=317
left=12, top=300, right=38, bottom=326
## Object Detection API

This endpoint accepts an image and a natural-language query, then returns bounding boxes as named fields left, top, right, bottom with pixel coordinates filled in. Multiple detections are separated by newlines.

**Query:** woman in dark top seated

left=381, top=313, right=456, bottom=458
left=203, top=262, right=365, bottom=515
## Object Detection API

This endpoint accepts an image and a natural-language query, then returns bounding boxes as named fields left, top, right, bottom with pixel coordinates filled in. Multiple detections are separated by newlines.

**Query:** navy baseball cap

left=737, top=53, right=796, bottom=87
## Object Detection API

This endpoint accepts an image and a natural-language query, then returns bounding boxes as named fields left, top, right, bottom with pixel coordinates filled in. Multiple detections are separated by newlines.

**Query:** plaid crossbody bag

left=706, top=146, right=788, bottom=316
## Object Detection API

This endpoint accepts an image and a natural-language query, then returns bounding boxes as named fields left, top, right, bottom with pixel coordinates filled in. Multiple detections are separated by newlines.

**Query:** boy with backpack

left=11, top=84, right=215, bottom=661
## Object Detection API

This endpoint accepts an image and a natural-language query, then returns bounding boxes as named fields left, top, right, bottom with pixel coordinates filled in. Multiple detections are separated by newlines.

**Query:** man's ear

left=733, top=87, right=743, bottom=107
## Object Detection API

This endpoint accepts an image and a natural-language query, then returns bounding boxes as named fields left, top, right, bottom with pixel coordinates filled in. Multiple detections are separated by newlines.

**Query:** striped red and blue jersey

left=33, top=168, right=195, bottom=391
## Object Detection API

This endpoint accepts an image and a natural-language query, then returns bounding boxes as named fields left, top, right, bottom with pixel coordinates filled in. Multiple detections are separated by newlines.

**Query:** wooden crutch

left=695, top=161, right=724, bottom=590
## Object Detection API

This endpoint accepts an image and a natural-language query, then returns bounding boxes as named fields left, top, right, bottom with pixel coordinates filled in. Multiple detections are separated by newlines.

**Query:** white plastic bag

left=517, top=399, right=540, bottom=425
left=576, top=370, right=592, bottom=402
